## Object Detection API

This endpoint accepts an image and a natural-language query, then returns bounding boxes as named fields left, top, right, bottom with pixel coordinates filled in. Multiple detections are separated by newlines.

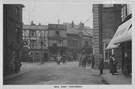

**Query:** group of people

left=56, top=54, right=66, bottom=65
left=79, top=51, right=95, bottom=68
left=4, top=43, right=22, bottom=75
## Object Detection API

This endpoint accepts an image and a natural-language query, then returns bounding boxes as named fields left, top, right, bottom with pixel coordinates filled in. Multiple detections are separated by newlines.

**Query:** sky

left=22, top=2, right=93, bottom=28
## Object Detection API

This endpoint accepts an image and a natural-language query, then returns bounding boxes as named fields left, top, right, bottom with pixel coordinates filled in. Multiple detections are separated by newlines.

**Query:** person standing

left=81, top=51, right=86, bottom=67
left=79, top=53, right=82, bottom=67
left=110, top=54, right=117, bottom=75
left=98, top=54, right=104, bottom=75
left=91, top=54, right=95, bottom=69
left=109, top=55, right=113, bottom=73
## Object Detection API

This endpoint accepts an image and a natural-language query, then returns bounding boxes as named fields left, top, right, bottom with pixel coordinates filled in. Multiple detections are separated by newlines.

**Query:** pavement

left=3, top=62, right=35, bottom=83
left=3, top=62, right=132, bottom=85
left=86, top=67, right=131, bottom=84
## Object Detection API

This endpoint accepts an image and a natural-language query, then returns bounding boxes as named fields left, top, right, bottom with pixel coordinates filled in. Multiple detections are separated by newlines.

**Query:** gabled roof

left=65, top=22, right=93, bottom=37
left=23, top=25, right=48, bottom=30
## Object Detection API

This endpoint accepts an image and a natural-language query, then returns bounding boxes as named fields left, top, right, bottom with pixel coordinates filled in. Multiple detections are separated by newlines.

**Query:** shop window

left=104, top=43, right=112, bottom=61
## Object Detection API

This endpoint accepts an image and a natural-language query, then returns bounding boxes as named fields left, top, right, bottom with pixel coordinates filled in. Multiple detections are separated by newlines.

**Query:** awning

left=106, top=18, right=132, bottom=50
left=114, top=25, right=132, bottom=44
left=106, top=39, right=119, bottom=50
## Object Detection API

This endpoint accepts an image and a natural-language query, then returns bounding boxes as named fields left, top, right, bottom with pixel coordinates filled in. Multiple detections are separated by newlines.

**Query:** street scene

left=3, top=3, right=132, bottom=85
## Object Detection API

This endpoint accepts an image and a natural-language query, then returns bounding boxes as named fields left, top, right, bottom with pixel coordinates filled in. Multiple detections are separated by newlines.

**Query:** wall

left=67, top=34, right=82, bottom=49
left=93, top=4, right=100, bottom=68
left=48, top=30, right=66, bottom=37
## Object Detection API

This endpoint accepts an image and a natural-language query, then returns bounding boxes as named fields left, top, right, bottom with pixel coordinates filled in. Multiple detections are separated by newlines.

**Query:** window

left=30, top=30, right=36, bottom=37
left=103, top=4, right=113, bottom=8
left=73, top=39, right=77, bottom=48
left=58, top=40, right=62, bottom=47
left=85, top=41, right=88, bottom=47
left=30, top=40, right=36, bottom=49
left=16, top=7, right=20, bottom=14
left=104, top=43, right=112, bottom=61
left=53, top=43, right=57, bottom=46
left=121, top=5, right=128, bottom=21
left=16, top=7, right=20, bottom=20
left=55, top=31, right=59, bottom=36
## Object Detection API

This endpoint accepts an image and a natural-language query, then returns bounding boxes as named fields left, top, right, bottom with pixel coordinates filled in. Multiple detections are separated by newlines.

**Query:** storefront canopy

left=106, top=18, right=132, bottom=50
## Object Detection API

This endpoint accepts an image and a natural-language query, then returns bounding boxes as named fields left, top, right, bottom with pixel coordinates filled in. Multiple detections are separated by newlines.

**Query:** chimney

left=79, top=21, right=84, bottom=28
left=71, top=21, right=74, bottom=28
left=39, top=23, right=41, bottom=25
left=31, top=21, right=35, bottom=25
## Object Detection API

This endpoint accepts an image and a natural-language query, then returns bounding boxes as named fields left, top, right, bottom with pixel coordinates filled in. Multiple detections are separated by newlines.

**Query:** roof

left=23, top=25, right=48, bottom=30
left=65, top=23, right=93, bottom=37
left=67, top=28, right=80, bottom=35
left=82, top=30, right=92, bottom=37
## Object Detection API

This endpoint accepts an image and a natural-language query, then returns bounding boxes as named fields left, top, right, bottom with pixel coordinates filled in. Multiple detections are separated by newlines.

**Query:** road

left=4, top=62, right=109, bottom=85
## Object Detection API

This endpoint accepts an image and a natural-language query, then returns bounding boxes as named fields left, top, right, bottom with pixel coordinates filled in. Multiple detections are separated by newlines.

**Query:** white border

left=1, top=0, right=135, bottom=89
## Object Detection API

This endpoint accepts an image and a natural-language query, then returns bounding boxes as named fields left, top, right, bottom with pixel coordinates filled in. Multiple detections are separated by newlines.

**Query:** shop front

left=106, top=17, right=132, bottom=76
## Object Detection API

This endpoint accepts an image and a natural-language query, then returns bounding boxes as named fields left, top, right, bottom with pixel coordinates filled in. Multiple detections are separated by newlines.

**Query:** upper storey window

left=103, top=4, right=113, bottom=8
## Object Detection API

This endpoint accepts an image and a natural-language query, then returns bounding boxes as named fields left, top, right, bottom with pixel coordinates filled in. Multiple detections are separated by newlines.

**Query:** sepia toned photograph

left=3, top=2, right=132, bottom=85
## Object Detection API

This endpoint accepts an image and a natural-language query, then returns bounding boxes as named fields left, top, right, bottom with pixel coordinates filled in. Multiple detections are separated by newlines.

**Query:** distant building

left=22, top=23, right=48, bottom=62
left=66, top=21, right=93, bottom=61
left=93, top=4, right=122, bottom=68
left=48, top=24, right=67, bottom=60
left=3, top=4, right=24, bottom=75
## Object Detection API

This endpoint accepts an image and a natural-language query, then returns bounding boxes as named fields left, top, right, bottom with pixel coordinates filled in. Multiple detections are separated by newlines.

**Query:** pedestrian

left=62, top=54, right=66, bottom=64
left=98, top=54, right=104, bottom=75
left=109, top=55, right=113, bottom=73
left=91, top=54, right=95, bottom=69
left=81, top=51, right=86, bottom=67
left=110, top=54, right=117, bottom=75
left=57, top=55, right=61, bottom=65
left=79, top=53, right=82, bottom=67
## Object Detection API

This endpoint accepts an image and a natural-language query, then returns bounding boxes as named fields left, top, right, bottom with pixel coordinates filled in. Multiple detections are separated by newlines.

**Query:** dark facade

left=48, top=24, right=67, bottom=61
left=66, top=22, right=93, bottom=61
left=93, top=4, right=122, bottom=68
left=114, top=4, right=132, bottom=75
left=3, top=4, right=24, bottom=75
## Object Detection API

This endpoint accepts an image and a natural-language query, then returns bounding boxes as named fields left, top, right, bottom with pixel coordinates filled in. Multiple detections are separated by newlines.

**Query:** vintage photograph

left=3, top=2, right=132, bottom=85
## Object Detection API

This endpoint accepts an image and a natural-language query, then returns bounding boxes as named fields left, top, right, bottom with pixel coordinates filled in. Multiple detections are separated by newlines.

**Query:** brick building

left=106, top=4, right=132, bottom=75
left=22, top=23, right=48, bottom=62
left=93, top=4, right=122, bottom=68
left=3, top=4, right=24, bottom=75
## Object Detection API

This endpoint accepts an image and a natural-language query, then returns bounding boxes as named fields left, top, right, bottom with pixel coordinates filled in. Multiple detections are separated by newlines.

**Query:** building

left=66, top=21, right=93, bottom=61
left=48, top=24, right=67, bottom=61
left=3, top=4, right=24, bottom=75
left=22, top=23, right=48, bottom=62
left=93, top=4, right=122, bottom=68
left=106, top=4, right=132, bottom=75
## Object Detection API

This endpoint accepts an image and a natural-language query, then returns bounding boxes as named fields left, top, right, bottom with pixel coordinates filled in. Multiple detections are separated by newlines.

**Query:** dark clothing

left=91, top=55, right=95, bottom=68
left=99, top=58, right=104, bottom=74
left=109, top=57, right=113, bottom=73
left=110, top=56, right=117, bottom=75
